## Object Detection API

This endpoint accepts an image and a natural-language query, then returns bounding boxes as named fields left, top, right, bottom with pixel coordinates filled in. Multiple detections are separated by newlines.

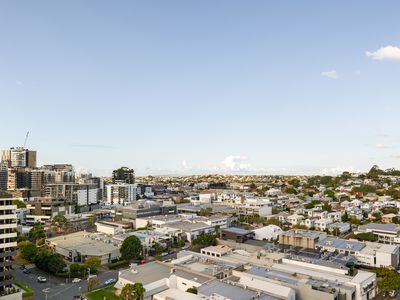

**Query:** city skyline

left=1, top=1, right=400, bottom=176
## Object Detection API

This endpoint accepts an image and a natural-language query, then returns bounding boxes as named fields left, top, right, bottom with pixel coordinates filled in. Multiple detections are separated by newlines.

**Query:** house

left=252, top=225, right=284, bottom=241
left=287, top=214, right=304, bottom=226
left=327, top=211, right=342, bottom=222
left=328, top=222, right=351, bottom=234
left=278, top=212, right=289, bottom=223
left=382, top=213, right=398, bottom=224
left=314, top=218, right=333, bottom=231
left=302, top=218, right=317, bottom=229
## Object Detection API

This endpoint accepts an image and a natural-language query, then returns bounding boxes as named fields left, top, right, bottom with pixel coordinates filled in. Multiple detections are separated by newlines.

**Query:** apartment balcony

left=0, top=224, right=17, bottom=230
left=0, top=215, right=17, bottom=220
left=0, top=251, right=17, bottom=258
left=0, top=279, right=14, bottom=287
left=0, top=268, right=15, bottom=277
left=0, top=242, right=17, bottom=249
left=0, top=260, right=13, bottom=268
left=0, top=205, right=17, bottom=211
left=0, top=233, right=17, bottom=240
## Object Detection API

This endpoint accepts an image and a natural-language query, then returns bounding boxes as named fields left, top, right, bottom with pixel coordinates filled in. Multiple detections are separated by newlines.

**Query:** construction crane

left=23, top=131, right=29, bottom=148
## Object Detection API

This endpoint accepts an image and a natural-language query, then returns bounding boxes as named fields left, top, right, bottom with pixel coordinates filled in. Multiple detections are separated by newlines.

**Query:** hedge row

left=15, top=281, right=34, bottom=298
left=108, top=260, right=129, bottom=269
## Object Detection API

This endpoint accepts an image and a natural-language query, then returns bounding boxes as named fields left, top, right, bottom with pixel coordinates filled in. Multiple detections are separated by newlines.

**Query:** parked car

left=37, top=276, right=47, bottom=283
left=22, top=268, right=31, bottom=274
left=104, top=278, right=116, bottom=285
left=72, top=278, right=81, bottom=283
left=19, top=265, right=25, bottom=270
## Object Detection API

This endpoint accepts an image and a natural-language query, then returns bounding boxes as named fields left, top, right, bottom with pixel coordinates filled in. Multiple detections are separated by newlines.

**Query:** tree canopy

left=84, top=256, right=101, bottom=273
left=121, top=283, right=146, bottom=300
left=192, top=233, right=217, bottom=247
left=120, top=236, right=143, bottom=261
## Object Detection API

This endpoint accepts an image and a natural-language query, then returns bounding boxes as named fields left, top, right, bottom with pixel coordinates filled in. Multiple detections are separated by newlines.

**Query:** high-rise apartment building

left=106, top=183, right=136, bottom=205
left=41, top=164, right=75, bottom=184
left=29, top=170, right=44, bottom=197
left=6, top=168, right=30, bottom=191
left=1, top=148, right=36, bottom=168
left=0, top=197, right=19, bottom=298
left=112, top=167, right=135, bottom=184
left=0, top=163, right=7, bottom=191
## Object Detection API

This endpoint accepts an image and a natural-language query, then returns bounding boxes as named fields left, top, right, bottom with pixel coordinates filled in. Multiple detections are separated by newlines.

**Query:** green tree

left=322, top=202, right=332, bottom=212
left=393, top=216, right=400, bottom=224
left=51, top=215, right=68, bottom=231
left=34, top=249, right=66, bottom=274
left=121, top=283, right=135, bottom=300
left=132, top=283, right=146, bottom=300
left=48, top=253, right=66, bottom=274
left=341, top=211, right=349, bottom=222
left=87, top=276, right=100, bottom=291
left=354, top=232, right=378, bottom=242
left=186, top=287, right=198, bottom=294
left=18, top=241, right=38, bottom=262
left=153, top=243, right=166, bottom=256
left=70, top=263, right=86, bottom=278
left=198, top=207, right=212, bottom=217
left=376, top=267, right=400, bottom=295
left=29, top=223, right=46, bottom=243
left=121, top=283, right=146, bottom=300
left=84, top=257, right=101, bottom=273
left=372, top=212, right=382, bottom=222
left=120, top=236, right=143, bottom=261
left=264, top=217, right=280, bottom=226
left=12, top=199, right=27, bottom=208
left=284, top=186, right=297, bottom=194
left=381, top=207, right=398, bottom=215
left=192, top=234, right=217, bottom=247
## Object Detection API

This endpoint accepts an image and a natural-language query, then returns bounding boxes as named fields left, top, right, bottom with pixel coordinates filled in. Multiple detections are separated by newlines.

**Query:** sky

left=1, top=1, right=400, bottom=176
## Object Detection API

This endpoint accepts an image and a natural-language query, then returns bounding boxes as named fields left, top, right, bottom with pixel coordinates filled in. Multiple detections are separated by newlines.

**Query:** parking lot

left=16, top=265, right=119, bottom=300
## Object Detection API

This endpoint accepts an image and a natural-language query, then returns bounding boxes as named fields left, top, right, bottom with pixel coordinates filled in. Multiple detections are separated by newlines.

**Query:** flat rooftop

left=316, top=237, right=366, bottom=252
left=358, top=223, right=400, bottom=234
left=222, top=227, right=253, bottom=235
left=47, top=231, right=119, bottom=256
left=279, top=229, right=326, bottom=239
left=199, top=279, right=280, bottom=300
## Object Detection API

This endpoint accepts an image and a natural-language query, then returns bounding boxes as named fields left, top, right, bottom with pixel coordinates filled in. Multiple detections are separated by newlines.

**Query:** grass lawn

left=86, top=286, right=121, bottom=300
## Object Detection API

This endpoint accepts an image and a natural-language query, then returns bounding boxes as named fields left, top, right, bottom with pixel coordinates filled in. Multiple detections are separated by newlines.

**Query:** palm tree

left=121, top=283, right=145, bottom=300
left=132, top=283, right=145, bottom=300
left=121, top=284, right=135, bottom=300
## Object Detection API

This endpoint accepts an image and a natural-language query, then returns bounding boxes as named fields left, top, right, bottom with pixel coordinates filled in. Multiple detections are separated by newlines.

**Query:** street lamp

left=42, top=288, right=50, bottom=300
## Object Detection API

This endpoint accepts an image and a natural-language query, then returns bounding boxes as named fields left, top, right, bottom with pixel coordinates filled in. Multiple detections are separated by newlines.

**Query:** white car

left=104, top=278, right=116, bottom=285
left=37, top=276, right=47, bottom=283
left=72, top=278, right=81, bottom=283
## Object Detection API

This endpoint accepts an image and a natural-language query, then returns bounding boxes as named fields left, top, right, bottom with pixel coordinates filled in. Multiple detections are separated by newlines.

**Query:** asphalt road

left=16, top=266, right=119, bottom=300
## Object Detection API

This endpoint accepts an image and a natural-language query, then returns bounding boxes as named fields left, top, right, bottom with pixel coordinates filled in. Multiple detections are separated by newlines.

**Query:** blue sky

left=1, top=1, right=400, bottom=176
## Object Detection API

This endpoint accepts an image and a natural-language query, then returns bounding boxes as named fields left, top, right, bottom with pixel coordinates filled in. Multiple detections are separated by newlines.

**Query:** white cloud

left=221, top=155, right=250, bottom=171
left=321, top=166, right=359, bottom=175
left=182, top=160, right=188, bottom=168
left=375, top=143, right=390, bottom=149
left=366, top=46, right=400, bottom=61
left=321, top=70, right=338, bottom=79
